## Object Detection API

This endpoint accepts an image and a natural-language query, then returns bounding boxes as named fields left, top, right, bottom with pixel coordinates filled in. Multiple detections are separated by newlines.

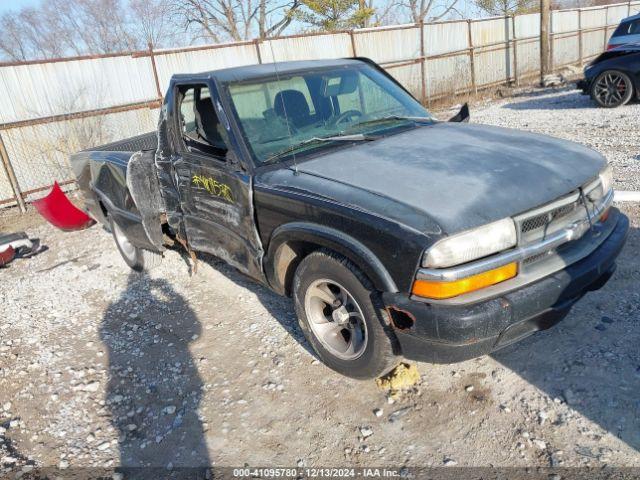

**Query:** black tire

left=109, top=216, right=162, bottom=272
left=591, top=70, right=634, bottom=108
left=293, top=250, right=399, bottom=379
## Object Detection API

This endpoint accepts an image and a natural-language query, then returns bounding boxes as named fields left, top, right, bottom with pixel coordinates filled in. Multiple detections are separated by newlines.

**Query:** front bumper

left=382, top=213, right=629, bottom=364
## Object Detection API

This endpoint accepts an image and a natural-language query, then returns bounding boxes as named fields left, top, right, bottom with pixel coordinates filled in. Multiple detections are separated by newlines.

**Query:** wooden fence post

left=0, top=131, right=26, bottom=213
left=467, top=20, right=477, bottom=94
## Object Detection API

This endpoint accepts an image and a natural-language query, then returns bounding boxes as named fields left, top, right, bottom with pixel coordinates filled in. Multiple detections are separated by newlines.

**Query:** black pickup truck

left=72, top=58, right=628, bottom=379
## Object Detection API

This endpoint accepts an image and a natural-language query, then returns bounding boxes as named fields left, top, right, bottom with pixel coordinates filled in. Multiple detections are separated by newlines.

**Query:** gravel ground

left=1, top=87, right=639, bottom=474
left=468, top=86, right=640, bottom=192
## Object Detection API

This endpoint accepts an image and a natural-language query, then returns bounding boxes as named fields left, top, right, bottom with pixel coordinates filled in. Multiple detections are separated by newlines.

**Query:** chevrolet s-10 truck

left=71, top=58, right=628, bottom=379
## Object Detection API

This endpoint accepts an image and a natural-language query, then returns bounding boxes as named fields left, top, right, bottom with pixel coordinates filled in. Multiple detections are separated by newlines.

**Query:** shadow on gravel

left=503, top=90, right=595, bottom=110
left=491, top=225, right=640, bottom=455
left=194, top=252, right=316, bottom=358
left=100, top=273, right=210, bottom=473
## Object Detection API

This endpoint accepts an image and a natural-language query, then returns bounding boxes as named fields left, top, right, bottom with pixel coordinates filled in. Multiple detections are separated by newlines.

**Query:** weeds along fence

left=1, top=1, right=639, bottom=210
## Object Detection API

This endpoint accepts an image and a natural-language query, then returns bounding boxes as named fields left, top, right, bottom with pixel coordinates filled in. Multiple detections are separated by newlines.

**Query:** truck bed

left=72, top=131, right=162, bottom=253
left=72, top=131, right=156, bottom=222
left=85, top=131, right=158, bottom=153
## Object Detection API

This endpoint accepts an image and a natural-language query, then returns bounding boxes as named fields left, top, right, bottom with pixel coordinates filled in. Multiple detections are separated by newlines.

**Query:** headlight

left=599, top=164, right=613, bottom=195
left=422, top=218, right=517, bottom=268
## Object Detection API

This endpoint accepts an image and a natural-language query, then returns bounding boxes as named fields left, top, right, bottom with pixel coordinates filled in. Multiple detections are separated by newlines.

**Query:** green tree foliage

left=295, top=0, right=375, bottom=30
left=474, top=0, right=537, bottom=16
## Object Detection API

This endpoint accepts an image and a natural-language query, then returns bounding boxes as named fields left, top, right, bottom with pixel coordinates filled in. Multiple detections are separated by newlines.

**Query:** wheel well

left=273, top=240, right=319, bottom=297
left=267, top=224, right=399, bottom=296
left=274, top=240, right=388, bottom=297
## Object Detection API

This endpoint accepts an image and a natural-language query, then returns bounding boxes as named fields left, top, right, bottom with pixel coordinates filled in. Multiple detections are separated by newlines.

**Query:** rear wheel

left=293, top=250, right=399, bottom=379
left=591, top=70, right=634, bottom=108
left=110, top=217, right=162, bottom=272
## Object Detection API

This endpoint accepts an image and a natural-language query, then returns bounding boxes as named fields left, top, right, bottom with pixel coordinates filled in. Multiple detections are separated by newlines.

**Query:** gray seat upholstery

left=194, top=98, right=227, bottom=151
left=274, top=89, right=314, bottom=128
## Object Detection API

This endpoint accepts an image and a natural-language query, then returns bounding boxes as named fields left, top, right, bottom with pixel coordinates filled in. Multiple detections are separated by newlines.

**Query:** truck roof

left=171, top=58, right=365, bottom=83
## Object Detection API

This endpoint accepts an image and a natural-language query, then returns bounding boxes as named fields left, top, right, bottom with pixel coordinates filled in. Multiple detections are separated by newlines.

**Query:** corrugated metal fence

left=1, top=1, right=639, bottom=209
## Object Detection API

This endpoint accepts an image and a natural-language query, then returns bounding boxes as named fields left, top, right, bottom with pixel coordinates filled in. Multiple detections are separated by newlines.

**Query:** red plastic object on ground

left=0, top=246, right=15, bottom=267
left=32, top=182, right=95, bottom=231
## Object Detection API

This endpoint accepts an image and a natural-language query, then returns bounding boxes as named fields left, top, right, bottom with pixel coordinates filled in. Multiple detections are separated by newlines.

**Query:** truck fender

left=264, top=222, right=398, bottom=296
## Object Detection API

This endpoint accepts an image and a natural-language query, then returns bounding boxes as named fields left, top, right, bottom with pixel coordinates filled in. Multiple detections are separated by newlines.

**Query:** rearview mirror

left=321, top=72, right=359, bottom=97
left=448, top=103, right=470, bottom=123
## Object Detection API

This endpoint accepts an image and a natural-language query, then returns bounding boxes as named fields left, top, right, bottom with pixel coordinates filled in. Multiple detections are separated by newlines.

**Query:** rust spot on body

left=386, top=306, right=415, bottom=330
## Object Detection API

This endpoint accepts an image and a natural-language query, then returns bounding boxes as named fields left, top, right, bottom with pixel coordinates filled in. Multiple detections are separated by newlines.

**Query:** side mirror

left=448, top=103, right=470, bottom=123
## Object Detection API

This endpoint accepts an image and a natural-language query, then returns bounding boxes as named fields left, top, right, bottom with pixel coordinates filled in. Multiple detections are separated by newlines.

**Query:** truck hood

left=295, top=122, right=606, bottom=234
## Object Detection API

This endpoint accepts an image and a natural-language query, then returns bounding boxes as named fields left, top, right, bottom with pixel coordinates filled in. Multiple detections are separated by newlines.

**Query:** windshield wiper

left=264, top=134, right=375, bottom=164
left=347, top=115, right=435, bottom=131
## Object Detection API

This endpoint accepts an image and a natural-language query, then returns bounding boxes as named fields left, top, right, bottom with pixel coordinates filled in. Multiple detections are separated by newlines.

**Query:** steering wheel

left=329, top=110, right=363, bottom=128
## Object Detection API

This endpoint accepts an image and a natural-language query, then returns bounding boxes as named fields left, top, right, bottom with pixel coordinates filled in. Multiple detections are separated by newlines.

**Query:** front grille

left=516, top=179, right=609, bottom=272
left=521, top=202, right=578, bottom=234
left=515, top=179, right=604, bottom=247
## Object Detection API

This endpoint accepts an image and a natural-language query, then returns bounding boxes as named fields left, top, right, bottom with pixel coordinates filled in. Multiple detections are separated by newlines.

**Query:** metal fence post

left=148, top=43, right=163, bottom=102
left=541, top=0, right=551, bottom=82
left=505, top=15, right=513, bottom=84
left=0, top=131, right=26, bottom=213
left=467, top=20, right=477, bottom=94
left=578, top=9, right=583, bottom=66
left=549, top=11, right=555, bottom=72
left=254, top=39, right=263, bottom=63
left=512, top=15, right=519, bottom=86
left=349, top=30, right=357, bottom=57
left=602, top=5, right=610, bottom=51
left=419, top=21, right=427, bottom=105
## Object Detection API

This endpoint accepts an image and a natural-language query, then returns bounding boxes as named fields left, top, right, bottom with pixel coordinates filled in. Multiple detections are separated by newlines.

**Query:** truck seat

left=274, top=90, right=314, bottom=128
left=194, top=98, right=228, bottom=152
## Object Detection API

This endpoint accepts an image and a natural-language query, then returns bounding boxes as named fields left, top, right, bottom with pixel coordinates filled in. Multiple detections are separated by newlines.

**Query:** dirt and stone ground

left=1, top=86, right=639, bottom=474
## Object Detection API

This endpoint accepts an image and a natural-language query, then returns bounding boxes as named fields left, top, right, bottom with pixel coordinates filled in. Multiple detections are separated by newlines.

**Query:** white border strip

left=614, top=190, right=640, bottom=203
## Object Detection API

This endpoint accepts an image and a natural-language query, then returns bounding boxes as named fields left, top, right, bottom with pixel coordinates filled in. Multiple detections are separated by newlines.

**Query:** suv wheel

left=110, top=216, right=162, bottom=272
left=293, top=250, right=399, bottom=379
left=591, top=70, right=634, bottom=108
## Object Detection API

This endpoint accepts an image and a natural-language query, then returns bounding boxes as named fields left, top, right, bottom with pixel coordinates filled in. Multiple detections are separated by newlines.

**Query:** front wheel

left=109, top=217, right=162, bottom=272
left=591, top=70, right=634, bottom=108
left=293, top=250, right=399, bottom=379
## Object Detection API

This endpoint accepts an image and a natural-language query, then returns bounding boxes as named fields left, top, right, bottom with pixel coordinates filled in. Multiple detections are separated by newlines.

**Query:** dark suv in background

left=607, top=13, right=640, bottom=50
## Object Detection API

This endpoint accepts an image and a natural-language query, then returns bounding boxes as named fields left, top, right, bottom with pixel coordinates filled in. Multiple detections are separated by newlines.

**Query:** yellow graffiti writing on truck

left=192, top=175, right=234, bottom=203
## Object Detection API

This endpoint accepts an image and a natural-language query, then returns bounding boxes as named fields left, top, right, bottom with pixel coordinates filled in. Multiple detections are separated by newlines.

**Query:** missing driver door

left=174, top=82, right=262, bottom=278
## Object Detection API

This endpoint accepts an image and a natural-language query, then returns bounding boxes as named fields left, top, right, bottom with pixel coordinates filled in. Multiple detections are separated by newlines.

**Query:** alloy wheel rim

left=304, top=279, right=368, bottom=360
left=594, top=73, right=628, bottom=106
left=113, top=222, right=136, bottom=261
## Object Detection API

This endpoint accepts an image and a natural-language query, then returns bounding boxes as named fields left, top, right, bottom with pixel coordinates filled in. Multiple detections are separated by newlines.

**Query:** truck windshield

left=227, top=64, right=433, bottom=164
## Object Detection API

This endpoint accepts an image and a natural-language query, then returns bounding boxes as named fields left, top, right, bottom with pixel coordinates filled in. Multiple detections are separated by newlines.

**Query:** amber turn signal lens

left=412, top=262, right=518, bottom=300
left=599, top=207, right=610, bottom=223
